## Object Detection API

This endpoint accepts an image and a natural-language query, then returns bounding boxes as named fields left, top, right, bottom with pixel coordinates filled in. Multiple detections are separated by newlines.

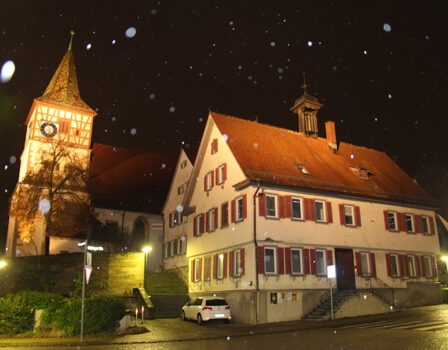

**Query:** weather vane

left=69, top=30, right=75, bottom=51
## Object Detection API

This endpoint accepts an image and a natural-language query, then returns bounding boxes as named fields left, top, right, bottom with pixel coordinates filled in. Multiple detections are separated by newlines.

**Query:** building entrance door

left=335, top=248, right=355, bottom=290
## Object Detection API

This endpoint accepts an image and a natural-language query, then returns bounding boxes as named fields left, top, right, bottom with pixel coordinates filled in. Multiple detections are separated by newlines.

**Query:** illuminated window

left=389, top=254, right=400, bottom=276
left=233, top=250, right=242, bottom=276
left=360, top=252, right=371, bottom=275
left=194, top=258, right=201, bottom=281
left=424, top=256, right=433, bottom=278
left=344, top=205, right=354, bottom=226
left=408, top=256, right=416, bottom=277
left=216, top=254, right=224, bottom=279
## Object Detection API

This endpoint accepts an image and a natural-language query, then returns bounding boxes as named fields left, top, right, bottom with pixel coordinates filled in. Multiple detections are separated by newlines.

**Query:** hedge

left=0, top=292, right=125, bottom=336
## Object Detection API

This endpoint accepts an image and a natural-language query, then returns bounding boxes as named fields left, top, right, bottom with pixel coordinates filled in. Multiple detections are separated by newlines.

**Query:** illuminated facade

left=179, top=93, right=441, bottom=324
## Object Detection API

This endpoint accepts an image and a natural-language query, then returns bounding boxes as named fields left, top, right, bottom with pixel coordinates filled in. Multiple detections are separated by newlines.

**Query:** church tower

left=290, top=75, right=322, bottom=137
left=5, top=31, right=97, bottom=257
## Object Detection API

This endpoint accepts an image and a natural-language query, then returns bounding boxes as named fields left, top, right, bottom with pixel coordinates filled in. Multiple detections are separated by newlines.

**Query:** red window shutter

left=206, top=211, right=210, bottom=232
left=242, top=194, right=247, bottom=219
left=415, top=255, right=422, bottom=277
left=310, top=249, right=317, bottom=275
left=193, top=217, right=198, bottom=236
left=258, top=193, right=266, bottom=216
left=279, top=196, right=286, bottom=218
left=214, top=207, right=218, bottom=229
left=191, top=260, right=195, bottom=282
left=326, top=249, right=333, bottom=266
left=399, top=254, right=407, bottom=277
left=397, top=213, right=406, bottom=232
left=257, top=246, right=265, bottom=274
left=215, top=168, right=219, bottom=183
left=231, top=200, right=236, bottom=223
left=326, top=202, right=333, bottom=223
left=211, top=139, right=217, bottom=154
left=303, top=248, right=311, bottom=275
left=198, top=258, right=202, bottom=281
left=241, top=248, right=245, bottom=275
left=304, top=198, right=316, bottom=221
left=285, top=248, right=292, bottom=274
left=284, top=196, right=292, bottom=218
left=355, top=252, right=362, bottom=276
left=223, top=253, right=228, bottom=278
left=223, top=163, right=227, bottom=181
left=429, top=217, right=435, bottom=235
left=213, top=255, right=217, bottom=279
left=354, top=206, right=361, bottom=226
left=201, top=213, right=205, bottom=233
left=211, top=171, right=214, bottom=188
left=385, top=253, right=392, bottom=276
left=221, top=202, right=228, bottom=227
left=229, top=251, right=233, bottom=277
left=414, top=215, right=423, bottom=233
left=403, top=255, right=409, bottom=277
left=384, top=211, right=390, bottom=230
left=204, top=175, right=207, bottom=192
left=339, top=204, right=346, bottom=225
left=277, top=247, right=285, bottom=274
left=431, top=256, right=438, bottom=278
left=369, top=253, right=377, bottom=277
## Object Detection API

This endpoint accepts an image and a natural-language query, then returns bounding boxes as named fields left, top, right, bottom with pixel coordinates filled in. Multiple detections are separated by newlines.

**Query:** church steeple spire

left=36, top=31, right=95, bottom=114
left=290, top=73, right=322, bottom=137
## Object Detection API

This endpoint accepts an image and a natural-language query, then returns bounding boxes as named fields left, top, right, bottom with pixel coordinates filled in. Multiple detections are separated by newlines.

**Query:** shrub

left=0, top=291, right=64, bottom=336
left=48, top=296, right=125, bottom=336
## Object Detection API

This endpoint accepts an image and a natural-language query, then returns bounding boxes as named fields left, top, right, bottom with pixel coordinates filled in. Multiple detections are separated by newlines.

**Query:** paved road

left=1, top=305, right=448, bottom=350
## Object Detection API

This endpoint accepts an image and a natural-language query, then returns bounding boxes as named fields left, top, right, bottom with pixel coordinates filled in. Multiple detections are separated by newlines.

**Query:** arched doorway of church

left=131, top=217, right=147, bottom=251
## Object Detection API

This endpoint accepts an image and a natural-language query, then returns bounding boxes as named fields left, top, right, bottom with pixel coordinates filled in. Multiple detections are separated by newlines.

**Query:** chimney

left=325, top=121, right=337, bottom=151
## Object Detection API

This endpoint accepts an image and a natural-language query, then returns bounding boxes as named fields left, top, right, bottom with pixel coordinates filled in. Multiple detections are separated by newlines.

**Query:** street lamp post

left=141, top=246, right=152, bottom=273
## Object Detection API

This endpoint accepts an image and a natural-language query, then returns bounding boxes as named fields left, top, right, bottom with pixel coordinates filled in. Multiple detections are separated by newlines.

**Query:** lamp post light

left=0, top=261, right=7, bottom=269
left=141, top=246, right=152, bottom=273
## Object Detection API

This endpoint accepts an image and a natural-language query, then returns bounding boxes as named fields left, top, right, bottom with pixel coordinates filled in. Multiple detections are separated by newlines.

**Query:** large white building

left=168, top=91, right=441, bottom=324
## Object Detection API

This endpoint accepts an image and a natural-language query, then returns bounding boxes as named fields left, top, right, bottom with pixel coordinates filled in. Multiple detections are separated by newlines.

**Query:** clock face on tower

left=40, top=121, right=59, bottom=139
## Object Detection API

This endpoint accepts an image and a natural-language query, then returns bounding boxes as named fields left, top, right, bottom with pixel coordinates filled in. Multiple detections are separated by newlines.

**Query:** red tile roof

left=211, top=112, right=437, bottom=207
left=90, top=144, right=176, bottom=213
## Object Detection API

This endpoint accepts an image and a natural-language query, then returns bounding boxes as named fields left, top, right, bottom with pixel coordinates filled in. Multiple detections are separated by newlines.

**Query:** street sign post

left=327, top=265, right=336, bottom=320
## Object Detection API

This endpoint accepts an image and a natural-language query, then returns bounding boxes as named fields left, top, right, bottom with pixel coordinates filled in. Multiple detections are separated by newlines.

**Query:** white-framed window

left=291, top=197, right=304, bottom=220
left=315, top=200, right=327, bottom=222
left=291, top=248, right=303, bottom=274
left=407, top=255, right=416, bottom=277
left=360, top=252, right=371, bottom=275
left=216, top=253, right=224, bottom=279
left=389, top=254, right=400, bottom=277
left=194, top=258, right=201, bottom=281
left=316, top=249, right=326, bottom=275
left=208, top=208, right=216, bottom=231
left=233, top=250, right=242, bottom=276
left=205, top=171, right=213, bottom=191
left=264, top=247, right=277, bottom=274
left=344, top=205, right=355, bottom=226
left=265, top=194, right=278, bottom=218
left=422, top=216, right=431, bottom=234
left=296, top=164, right=311, bottom=175
left=405, top=214, right=414, bottom=232
left=424, top=256, right=433, bottom=278
left=217, top=164, right=226, bottom=184
left=236, top=196, right=244, bottom=221
left=195, top=214, right=204, bottom=235
left=388, top=212, right=397, bottom=230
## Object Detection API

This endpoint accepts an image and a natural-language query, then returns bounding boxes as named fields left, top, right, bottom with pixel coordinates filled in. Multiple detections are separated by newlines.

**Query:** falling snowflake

left=161, top=163, right=166, bottom=169
left=38, top=198, right=51, bottom=215
left=112, top=40, right=116, bottom=45
left=151, top=9, right=158, bottom=15
left=130, top=128, right=137, bottom=135
left=363, top=50, right=368, bottom=55
left=307, top=41, right=313, bottom=47
left=387, top=94, right=392, bottom=99
left=149, top=93, right=156, bottom=100
left=86, top=43, right=92, bottom=50
left=1, top=60, right=15, bottom=83
left=270, top=41, right=276, bottom=47
left=383, top=23, right=392, bottom=32
left=9, top=156, right=16, bottom=164
left=176, top=205, right=184, bottom=213
left=222, top=134, right=228, bottom=142
left=169, top=106, right=176, bottom=113
left=125, top=27, right=137, bottom=38
left=277, top=67, right=284, bottom=74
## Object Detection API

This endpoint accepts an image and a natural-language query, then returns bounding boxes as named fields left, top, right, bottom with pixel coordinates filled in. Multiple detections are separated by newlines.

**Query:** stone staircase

left=145, top=272, right=189, bottom=319
left=305, top=289, right=357, bottom=320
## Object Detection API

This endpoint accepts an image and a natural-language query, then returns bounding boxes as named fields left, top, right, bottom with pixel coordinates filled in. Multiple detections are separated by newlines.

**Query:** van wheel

left=197, top=314, right=203, bottom=325
left=181, top=311, right=186, bottom=321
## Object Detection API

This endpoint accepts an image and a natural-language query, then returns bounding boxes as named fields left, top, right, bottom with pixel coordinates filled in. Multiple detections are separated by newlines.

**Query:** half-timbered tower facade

left=181, top=98, right=441, bottom=324
left=6, top=32, right=97, bottom=257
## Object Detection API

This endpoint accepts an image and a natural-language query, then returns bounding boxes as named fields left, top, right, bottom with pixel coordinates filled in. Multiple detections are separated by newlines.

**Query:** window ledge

left=266, top=216, right=280, bottom=220
left=291, top=273, right=305, bottom=276
left=316, top=221, right=329, bottom=225
left=407, top=231, right=416, bottom=234
left=291, top=217, right=305, bottom=221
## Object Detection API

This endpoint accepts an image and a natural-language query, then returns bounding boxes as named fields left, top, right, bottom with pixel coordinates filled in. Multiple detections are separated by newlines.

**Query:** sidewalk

left=0, top=304, right=446, bottom=348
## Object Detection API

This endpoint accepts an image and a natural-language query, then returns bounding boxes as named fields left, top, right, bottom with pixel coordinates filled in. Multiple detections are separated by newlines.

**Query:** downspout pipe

left=253, top=181, right=261, bottom=323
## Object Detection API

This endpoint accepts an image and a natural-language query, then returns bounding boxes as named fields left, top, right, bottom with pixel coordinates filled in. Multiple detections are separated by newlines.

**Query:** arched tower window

left=130, top=217, right=147, bottom=251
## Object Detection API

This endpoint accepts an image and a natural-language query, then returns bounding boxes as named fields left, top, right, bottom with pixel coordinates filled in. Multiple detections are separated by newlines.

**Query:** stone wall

left=0, top=252, right=144, bottom=296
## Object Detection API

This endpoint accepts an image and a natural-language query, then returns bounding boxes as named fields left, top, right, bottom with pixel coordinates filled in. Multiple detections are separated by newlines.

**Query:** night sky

left=1, top=1, right=447, bottom=251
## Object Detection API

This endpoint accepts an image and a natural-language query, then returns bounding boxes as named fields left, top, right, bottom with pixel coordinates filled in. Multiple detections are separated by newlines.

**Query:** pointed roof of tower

left=36, top=31, right=95, bottom=114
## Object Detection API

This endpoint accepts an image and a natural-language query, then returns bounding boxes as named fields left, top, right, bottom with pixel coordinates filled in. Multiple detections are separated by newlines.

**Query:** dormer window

left=296, top=164, right=311, bottom=175
left=350, top=166, right=372, bottom=180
